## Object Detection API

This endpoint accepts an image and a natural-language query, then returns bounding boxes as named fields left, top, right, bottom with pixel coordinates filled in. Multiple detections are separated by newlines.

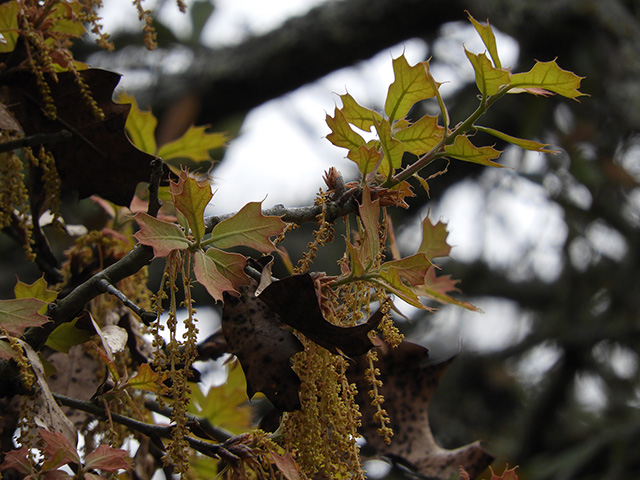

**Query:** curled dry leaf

left=349, top=340, right=494, bottom=479
left=258, top=273, right=381, bottom=357
left=221, top=284, right=304, bottom=411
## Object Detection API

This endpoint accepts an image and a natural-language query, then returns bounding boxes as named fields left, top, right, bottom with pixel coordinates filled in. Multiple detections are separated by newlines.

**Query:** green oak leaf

left=45, top=317, right=92, bottom=353
left=395, top=114, right=444, bottom=155
left=385, top=54, right=437, bottom=123
left=467, top=12, right=502, bottom=68
left=120, top=93, right=157, bottom=155
left=444, top=135, right=503, bottom=167
left=347, top=143, right=382, bottom=176
left=0, top=1, right=19, bottom=53
left=326, top=107, right=366, bottom=153
left=509, top=60, right=586, bottom=99
left=158, top=125, right=227, bottom=164
left=14, top=275, right=57, bottom=314
left=475, top=126, right=556, bottom=153
left=374, top=118, right=404, bottom=176
left=465, top=49, right=511, bottom=97
left=418, top=218, right=451, bottom=259
left=339, top=92, right=382, bottom=131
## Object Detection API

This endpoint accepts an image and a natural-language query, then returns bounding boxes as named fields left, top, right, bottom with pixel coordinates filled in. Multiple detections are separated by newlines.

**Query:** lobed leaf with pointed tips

left=385, top=54, right=437, bottom=123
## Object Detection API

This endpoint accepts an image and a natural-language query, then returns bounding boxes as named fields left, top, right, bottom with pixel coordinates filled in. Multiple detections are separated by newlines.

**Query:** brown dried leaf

left=350, top=340, right=494, bottom=479
left=258, top=274, right=381, bottom=357
left=221, top=285, right=304, bottom=411
left=5, top=68, right=162, bottom=206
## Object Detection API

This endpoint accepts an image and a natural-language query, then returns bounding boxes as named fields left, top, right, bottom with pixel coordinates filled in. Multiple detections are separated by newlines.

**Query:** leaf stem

left=386, top=87, right=509, bottom=187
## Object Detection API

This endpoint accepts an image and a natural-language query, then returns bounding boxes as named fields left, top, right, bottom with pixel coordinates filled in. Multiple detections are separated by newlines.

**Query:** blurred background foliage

left=4, top=0, right=640, bottom=478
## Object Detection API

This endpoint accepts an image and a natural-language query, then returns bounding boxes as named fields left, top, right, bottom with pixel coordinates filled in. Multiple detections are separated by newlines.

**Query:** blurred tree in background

left=1, top=0, right=638, bottom=478
left=89, top=1, right=638, bottom=478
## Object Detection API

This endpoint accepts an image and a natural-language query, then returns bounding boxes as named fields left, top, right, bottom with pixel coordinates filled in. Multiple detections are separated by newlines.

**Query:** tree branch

left=52, top=393, right=228, bottom=459
left=0, top=130, right=72, bottom=154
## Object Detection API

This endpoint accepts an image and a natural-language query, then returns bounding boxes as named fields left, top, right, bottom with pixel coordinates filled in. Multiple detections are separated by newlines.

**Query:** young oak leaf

left=83, top=445, right=132, bottom=472
left=134, top=212, right=190, bottom=257
left=377, top=253, right=433, bottom=288
left=158, top=125, right=227, bottom=164
left=467, top=12, right=502, bottom=69
left=509, top=60, right=586, bottom=99
left=194, top=250, right=237, bottom=301
left=204, top=248, right=251, bottom=291
left=444, top=135, right=503, bottom=167
left=120, top=92, right=157, bottom=155
left=127, top=363, right=168, bottom=395
left=465, top=49, right=511, bottom=97
left=347, top=143, right=382, bottom=176
left=209, top=201, right=286, bottom=254
left=385, top=54, right=438, bottom=123
left=14, top=275, right=58, bottom=313
left=188, top=361, right=253, bottom=434
left=418, top=218, right=451, bottom=260
left=475, top=125, right=556, bottom=153
left=373, top=262, right=432, bottom=311
left=416, top=267, right=479, bottom=311
left=170, top=170, right=212, bottom=241
left=0, top=1, right=19, bottom=53
left=326, top=107, right=366, bottom=153
left=339, top=92, right=383, bottom=131
left=0, top=298, right=49, bottom=336
left=395, top=114, right=444, bottom=155
left=39, top=428, right=80, bottom=470
left=374, top=118, right=405, bottom=176
left=358, top=186, right=381, bottom=266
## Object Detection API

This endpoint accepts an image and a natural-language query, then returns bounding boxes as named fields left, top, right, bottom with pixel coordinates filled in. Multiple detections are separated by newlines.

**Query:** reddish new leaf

left=209, top=201, right=286, bottom=254
left=84, top=445, right=132, bottom=472
left=134, top=212, right=190, bottom=257
left=194, top=250, right=237, bottom=302
left=222, top=284, right=304, bottom=411
left=0, top=446, right=32, bottom=474
left=39, top=428, right=80, bottom=469
left=0, top=297, right=49, bottom=336
left=350, top=341, right=494, bottom=479
left=258, top=274, right=382, bottom=357
left=204, top=248, right=251, bottom=291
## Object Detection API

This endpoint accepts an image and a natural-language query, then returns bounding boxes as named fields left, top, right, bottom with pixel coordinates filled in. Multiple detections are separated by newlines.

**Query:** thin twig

left=97, top=278, right=157, bottom=325
left=147, top=157, right=164, bottom=217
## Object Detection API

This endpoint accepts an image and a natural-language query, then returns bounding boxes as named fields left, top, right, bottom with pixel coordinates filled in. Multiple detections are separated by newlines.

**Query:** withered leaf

left=258, top=274, right=381, bottom=357
left=5, top=68, right=161, bottom=206
left=222, top=285, right=303, bottom=411
left=350, top=340, right=494, bottom=479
